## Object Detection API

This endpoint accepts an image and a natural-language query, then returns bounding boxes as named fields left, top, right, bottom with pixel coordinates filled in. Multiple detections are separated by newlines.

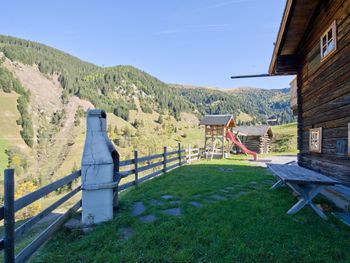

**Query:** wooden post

left=134, top=150, right=138, bottom=188
left=178, top=143, right=181, bottom=166
left=187, top=144, right=191, bottom=164
left=204, top=126, right=207, bottom=152
left=222, top=127, right=225, bottom=159
left=4, top=169, right=15, bottom=263
left=163, top=146, right=167, bottom=173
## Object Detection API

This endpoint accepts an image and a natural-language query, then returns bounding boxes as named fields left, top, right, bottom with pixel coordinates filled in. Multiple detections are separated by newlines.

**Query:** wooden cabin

left=199, top=115, right=236, bottom=158
left=269, top=0, right=350, bottom=185
left=233, top=125, right=273, bottom=154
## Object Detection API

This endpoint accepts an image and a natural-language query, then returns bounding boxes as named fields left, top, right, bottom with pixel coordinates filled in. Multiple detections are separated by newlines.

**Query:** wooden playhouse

left=199, top=115, right=236, bottom=159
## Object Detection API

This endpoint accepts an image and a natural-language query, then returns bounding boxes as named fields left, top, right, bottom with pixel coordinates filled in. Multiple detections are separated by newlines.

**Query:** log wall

left=244, top=135, right=270, bottom=154
left=298, top=0, right=350, bottom=184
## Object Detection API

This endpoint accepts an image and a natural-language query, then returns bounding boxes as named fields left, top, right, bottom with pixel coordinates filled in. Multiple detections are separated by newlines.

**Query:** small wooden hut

left=233, top=125, right=273, bottom=154
left=199, top=115, right=236, bottom=158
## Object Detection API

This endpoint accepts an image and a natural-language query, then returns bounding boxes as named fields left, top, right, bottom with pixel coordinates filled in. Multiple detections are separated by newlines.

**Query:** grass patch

left=271, top=123, right=297, bottom=154
left=33, top=158, right=350, bottom=262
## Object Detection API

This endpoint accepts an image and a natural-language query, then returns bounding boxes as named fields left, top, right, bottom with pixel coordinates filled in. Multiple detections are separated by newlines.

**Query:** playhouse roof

left=199, top=115, right=235, bottom=127
left=233, top=125, right=273, bottom=138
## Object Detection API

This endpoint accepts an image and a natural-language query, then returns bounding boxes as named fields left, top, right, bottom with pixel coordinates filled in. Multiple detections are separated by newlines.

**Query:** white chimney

left=81, top=109, right=119, bottom=226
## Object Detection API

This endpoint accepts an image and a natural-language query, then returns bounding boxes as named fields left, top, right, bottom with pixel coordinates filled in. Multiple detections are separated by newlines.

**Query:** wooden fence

left=0, top=143, right=200, bottom=263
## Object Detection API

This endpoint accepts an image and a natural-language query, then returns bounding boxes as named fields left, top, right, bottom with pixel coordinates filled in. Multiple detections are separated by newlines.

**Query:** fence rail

left=117, top=143, right=187, bottom=191
left=1, top=143, right=200, bottom=262
left=0, top=170, right=82, bottom=263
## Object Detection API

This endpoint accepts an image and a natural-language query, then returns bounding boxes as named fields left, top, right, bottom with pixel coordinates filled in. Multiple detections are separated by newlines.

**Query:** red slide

left=225, top=131, right=257, bottom=161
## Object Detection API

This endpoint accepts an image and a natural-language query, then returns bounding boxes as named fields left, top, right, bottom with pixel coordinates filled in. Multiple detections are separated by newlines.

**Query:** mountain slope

left=174, top=85, right=294, bottom=125
left=0, top=35, right=192, bottom=121
left=0, top=35, right=293, bottom=188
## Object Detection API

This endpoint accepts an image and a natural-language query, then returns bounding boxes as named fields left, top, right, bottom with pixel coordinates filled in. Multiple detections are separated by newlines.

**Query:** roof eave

left=269, top=0, right=294, bottom=75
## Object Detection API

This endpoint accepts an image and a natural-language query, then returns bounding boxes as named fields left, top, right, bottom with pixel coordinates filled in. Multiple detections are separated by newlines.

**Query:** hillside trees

left=0, top=65, right=34, bottom=147
left=0, top=35, right=192, bottom=121
left=0, top=35, right=295, bottom=126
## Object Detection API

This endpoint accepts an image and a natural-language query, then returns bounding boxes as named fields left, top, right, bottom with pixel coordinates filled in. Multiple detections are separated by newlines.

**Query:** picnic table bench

left=267, top=163, right=341, bottom=219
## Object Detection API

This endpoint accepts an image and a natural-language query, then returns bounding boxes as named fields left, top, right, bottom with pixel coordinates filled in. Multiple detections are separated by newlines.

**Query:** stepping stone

left=232, top=191, right=248, bottom=199
left=204, top=198, right=214, bottom=203
left=163, top=208, right=182, bottom=216
left=189, top=201, right=202, bottom=208
left=220, top=189, right=229, bottom=193
left=225, top=186, right=235, bottom=190
left=139, top=214, right=156, bottom=223
left=64, top=218, right=81, bottom=231
left=170, top=200, right=181, bottom=205
left=161, top=195, right=173, bottom=200
left=210, top=194, right=227, bottom=201
left=250, top=181, right=257, bottom=185
left=150, top=199, right=165, bottom=206
left=120, top=227, right=134, bottom=240
left=132, top=202, right=146, bottom=217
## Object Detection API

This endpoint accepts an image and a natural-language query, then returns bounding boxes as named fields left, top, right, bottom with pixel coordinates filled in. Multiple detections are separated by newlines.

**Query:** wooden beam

left=230, top=74, right=270, bottom=79
left=275, top=54, right=300, bottom=74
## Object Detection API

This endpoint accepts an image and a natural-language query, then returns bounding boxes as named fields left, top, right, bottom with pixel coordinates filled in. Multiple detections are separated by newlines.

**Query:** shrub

left=140, top=102, right=152, bottom=114
left=15, top=180, right=41, bottom=220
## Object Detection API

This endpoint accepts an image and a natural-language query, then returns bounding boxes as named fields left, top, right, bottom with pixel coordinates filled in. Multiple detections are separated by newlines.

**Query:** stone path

left=129, top=180, right=264, bottom=226
left=139, top=214, right=157, bottom=223
left=132, top=202, right=146, bottom=217
left=120, top=227, right=134, bottom=240
left=209, top=194, right=227, bottom=201
left=163, top=208, right=182, bottom=216
left=161, top=195, right=173, bottom=200
left=189, top=201, right=202, bottom=208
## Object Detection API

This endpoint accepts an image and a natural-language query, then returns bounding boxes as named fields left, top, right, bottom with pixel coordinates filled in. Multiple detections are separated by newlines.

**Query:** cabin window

left=309, top=128, right=322, bottom=153
left=320, top=21, right=336, bottom=60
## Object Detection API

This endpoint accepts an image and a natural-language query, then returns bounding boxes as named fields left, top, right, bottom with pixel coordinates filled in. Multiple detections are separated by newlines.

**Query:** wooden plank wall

left=298, top=0, right=350, bottom=184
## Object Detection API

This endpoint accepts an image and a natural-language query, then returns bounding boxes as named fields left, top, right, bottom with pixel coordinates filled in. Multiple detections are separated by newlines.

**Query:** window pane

left=323, top=45, right=328, bottom=56
left=328, top=40, right=334, bottom=51
left=328, top=30, right=333, bottom=41
left=322, top=35, right=327, bottom=44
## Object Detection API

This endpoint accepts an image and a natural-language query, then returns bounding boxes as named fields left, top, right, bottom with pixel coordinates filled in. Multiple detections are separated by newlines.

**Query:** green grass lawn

left=32, top=158, right=350, bottom=262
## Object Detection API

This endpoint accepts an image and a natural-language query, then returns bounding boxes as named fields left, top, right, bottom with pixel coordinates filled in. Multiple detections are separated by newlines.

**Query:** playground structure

left=199, top=115, right=257, bottom=160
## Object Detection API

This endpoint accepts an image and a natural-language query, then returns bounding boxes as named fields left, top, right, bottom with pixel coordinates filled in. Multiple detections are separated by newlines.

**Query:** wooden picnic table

left=267, top=163, right=341, bottom=219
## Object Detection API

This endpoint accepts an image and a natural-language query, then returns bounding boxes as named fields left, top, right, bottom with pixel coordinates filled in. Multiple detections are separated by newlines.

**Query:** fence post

left=187, top=144, right=191, bottom=164
left=4, top=169, right=15, bottom=263
left=134, top=150, right=138, bottom=188
left=163, top=146, right=167, bottom=173
left=178, top=143, right=181, bottom=166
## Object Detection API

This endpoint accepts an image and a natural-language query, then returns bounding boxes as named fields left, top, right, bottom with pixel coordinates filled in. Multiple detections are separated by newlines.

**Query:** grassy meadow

left=32, top=157, right=350, bottom=262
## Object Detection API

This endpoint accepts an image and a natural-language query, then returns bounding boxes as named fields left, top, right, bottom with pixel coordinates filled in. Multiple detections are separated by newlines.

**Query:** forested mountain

left=174, top=85, right=294, bottom=125
left=0, top=35, right=192, bottom=121
left=0, top=34, right=294, bottom=192
left=0, top=35, right=293, bottom=127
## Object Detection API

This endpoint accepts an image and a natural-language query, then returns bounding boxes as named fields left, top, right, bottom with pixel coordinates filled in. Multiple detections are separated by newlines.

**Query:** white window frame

left=320, top=21, right=337, bottom=61
left=309, top=128, right=322, bottom=153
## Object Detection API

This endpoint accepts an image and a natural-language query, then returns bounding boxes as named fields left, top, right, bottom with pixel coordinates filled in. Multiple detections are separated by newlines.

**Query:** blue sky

left=1, top=0, right=294, bottom=89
